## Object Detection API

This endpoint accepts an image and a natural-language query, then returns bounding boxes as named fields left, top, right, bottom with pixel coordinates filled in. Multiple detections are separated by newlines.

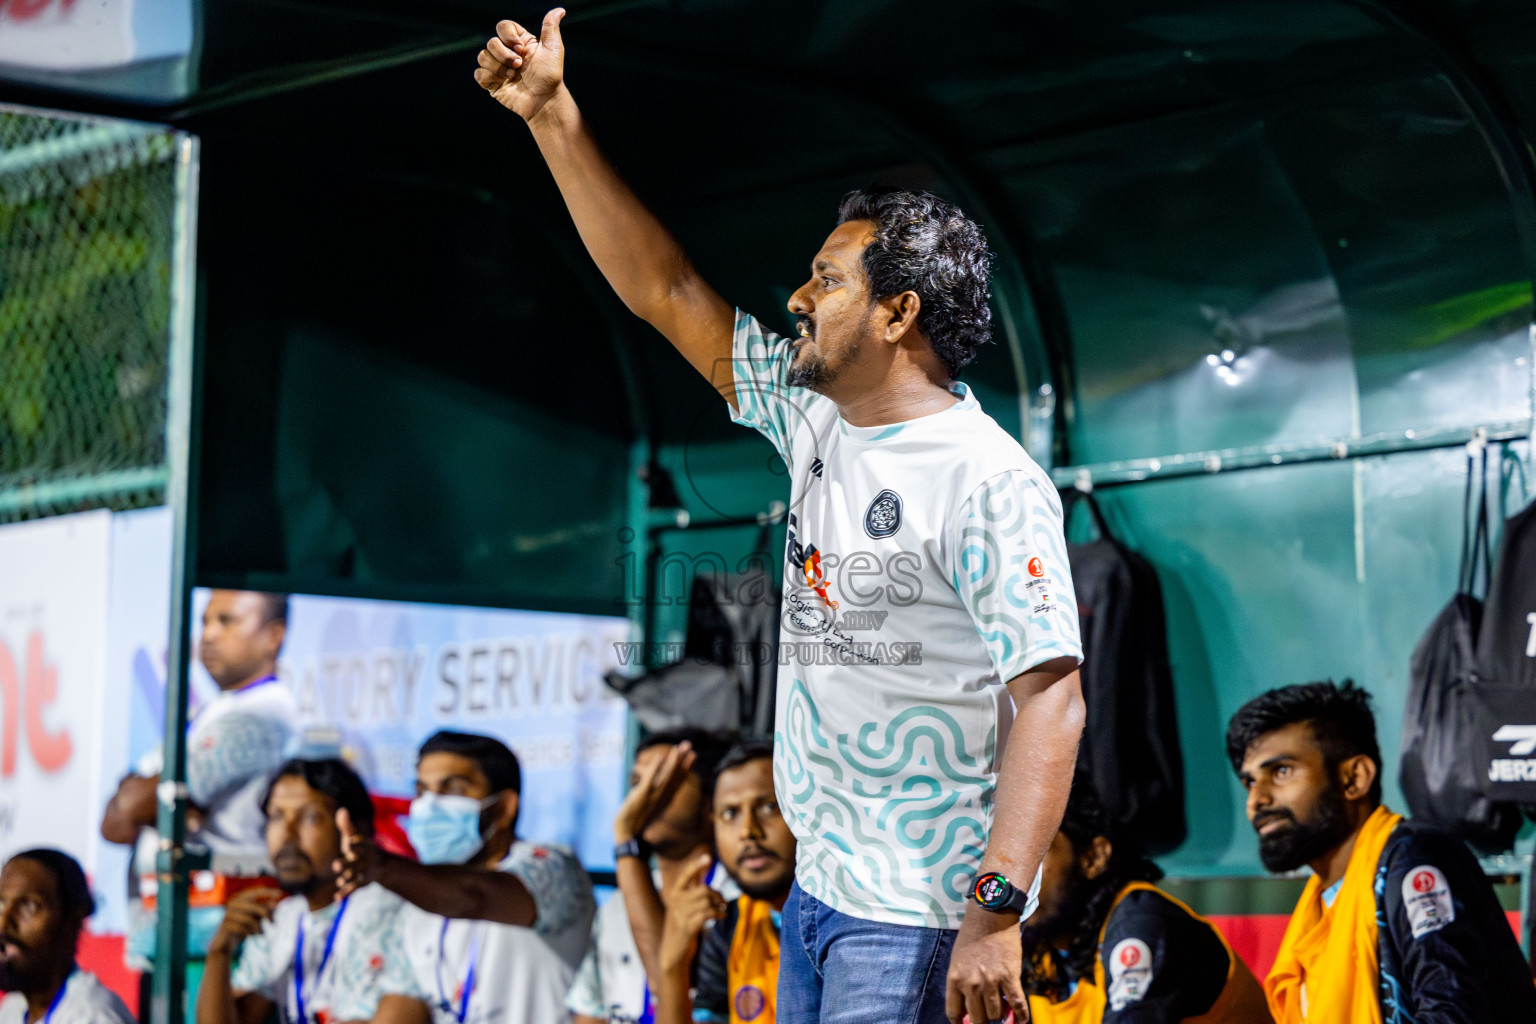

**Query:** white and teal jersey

left=729, top=310, right=1083, bottom=929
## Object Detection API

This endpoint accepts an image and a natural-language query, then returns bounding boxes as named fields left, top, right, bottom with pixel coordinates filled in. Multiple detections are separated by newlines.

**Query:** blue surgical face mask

left=406, top=792, right=498, bottom=865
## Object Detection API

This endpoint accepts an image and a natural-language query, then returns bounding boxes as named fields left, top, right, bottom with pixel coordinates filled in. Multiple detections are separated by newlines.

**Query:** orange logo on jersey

left=803, top=549, right=839, bottom=610
left=1027, top=557, right=1045, bottom=578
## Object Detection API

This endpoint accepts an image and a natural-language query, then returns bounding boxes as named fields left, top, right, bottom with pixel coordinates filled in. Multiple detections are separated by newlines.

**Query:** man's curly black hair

left=1019, top=775, right=1162, bottom=1000
left=1224, top=679, right=1382, bottom=806
left=836, top=186, right=992, bottom=379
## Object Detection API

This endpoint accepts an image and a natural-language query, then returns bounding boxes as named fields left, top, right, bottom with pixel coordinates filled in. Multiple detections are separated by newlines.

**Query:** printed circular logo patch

left=864, top=489, right=903, bottom=539
left=1107, top=938, right=1153, bottom=1011
left=1401, top=864, right=1455, bottom=939
left=1027, top=557, right=1045, bottom=578
left=1412, top=870, right=1436, bottom=893
left=734, top=985, right=767, bottom=1022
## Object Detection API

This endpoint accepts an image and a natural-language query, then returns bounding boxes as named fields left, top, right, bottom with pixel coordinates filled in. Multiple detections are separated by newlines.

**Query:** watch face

left=974, top=874, right=1011, bottom=908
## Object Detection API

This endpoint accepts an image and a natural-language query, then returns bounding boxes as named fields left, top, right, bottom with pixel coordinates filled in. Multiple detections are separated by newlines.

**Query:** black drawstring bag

left=1398, top=449, right=1523, bottom=853
left=1062, top=490, right=1187, bottom=854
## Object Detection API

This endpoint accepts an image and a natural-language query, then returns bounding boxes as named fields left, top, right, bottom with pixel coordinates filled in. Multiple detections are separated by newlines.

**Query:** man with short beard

left=655, top=738, right=797, bottom=1024
left=0, top=850, right=134, bottom=1024
left=476, top=17, right=1085, bottom=1024
left=1019, top=779, right=1269, bottom=1023
left=196, top=759, right=407, bottom=1024
left=1228, top=681, right=1536, bottom=1024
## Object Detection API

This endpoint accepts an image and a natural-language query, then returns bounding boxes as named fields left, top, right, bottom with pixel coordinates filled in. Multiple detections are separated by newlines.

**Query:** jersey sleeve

left=1381, top=830, right=1512, bottom=1023
left=503, top=844, right=596, bottom=946
left=1098, top=890, right=1229, bottom=1024
left=728, top=310, right=826, bottom=469
left=564, top=916, right=606, bottom=1019
left=186, top=711, right=292, bottom=807
left=690, top=902, right=735, bottom=1024
left=950, top=469, right=1084, bottom=682
left=229, top=917, right=287, bottom=1002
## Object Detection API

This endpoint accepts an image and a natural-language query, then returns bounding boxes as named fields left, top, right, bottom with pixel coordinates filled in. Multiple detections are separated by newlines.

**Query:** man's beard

left=273, top=845, right=323, bottom=896
left=1256, top=783, right=1352, bottom=873
left=784, top=323, right=856, bottom=390
left=1019, top=869, right=1093, bottom=960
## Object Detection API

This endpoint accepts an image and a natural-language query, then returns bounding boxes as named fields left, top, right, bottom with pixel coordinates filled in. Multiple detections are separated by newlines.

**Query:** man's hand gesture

left=475, top=10, right=567, bottom=122
left=659, top=852, right=726, bottom=974
left=614, top=741, right=697, bottom=846
left=207, top=887, right=283, bottom=959
left=332, top=807, right=389, bottom=901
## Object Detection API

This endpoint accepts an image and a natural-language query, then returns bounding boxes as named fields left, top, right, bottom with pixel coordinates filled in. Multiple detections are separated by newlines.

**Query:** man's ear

left=491, top=791, right=519, bottom=834
left=263, top=620, right=287, bottom=659
left=881, top=291, right=922, bottom=343
left=1339, top=753, right=1378, bottom=802
left=1080, top=836, right=1113, bottom=881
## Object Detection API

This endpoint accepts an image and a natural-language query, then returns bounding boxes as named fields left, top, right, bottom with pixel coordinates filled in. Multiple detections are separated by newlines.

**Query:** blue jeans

left=778, top=881, right=956, bottom=1024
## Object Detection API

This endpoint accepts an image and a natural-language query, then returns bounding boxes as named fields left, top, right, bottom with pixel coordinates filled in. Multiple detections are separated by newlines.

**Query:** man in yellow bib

left=1020, top=778, right=1271, bottom=1024
left=1228, top=681, right=1536, bottom=1024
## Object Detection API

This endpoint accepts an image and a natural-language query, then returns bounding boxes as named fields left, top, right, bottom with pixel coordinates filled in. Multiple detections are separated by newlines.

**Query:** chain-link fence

left=0, top=104, right=182, bottom=523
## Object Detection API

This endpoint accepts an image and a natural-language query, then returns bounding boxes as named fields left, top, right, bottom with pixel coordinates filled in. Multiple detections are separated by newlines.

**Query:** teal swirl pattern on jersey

left=777, top=678, right=994, bottom=926
left=953, top=470, right=1082, bottom=682
left=728, top=309, right=825, bottom=470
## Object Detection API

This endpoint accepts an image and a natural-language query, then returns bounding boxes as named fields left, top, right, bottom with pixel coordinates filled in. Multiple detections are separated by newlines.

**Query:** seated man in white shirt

left=337, top=731, right=592, bottom=1024
left=0, top=849, right=135, bottom=1024
left=196, top=758, right=407, bottom=1024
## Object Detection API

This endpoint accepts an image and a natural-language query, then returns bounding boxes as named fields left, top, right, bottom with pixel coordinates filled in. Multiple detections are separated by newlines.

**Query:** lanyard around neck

left=28, top=970, right=72, bottom=1024
left=292, top=897, right=349, bottom=1024
left=434, top=919, right=484, bottom=1024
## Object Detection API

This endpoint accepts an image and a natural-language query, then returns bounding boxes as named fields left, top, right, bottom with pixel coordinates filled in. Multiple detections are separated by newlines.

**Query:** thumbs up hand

left=332, top=807, right=386, bottom=901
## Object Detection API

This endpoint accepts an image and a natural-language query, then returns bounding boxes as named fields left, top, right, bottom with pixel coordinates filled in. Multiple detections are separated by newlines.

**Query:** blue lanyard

left=434, top=920, right=483, bottom=1024
left=292, top=897, right=349, bottom=1024
left=30, top=970, right=71, bottom=1024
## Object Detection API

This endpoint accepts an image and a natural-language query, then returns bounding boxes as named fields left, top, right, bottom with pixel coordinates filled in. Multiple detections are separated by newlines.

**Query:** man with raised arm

left=474, top=17, right=1085, bottom=1024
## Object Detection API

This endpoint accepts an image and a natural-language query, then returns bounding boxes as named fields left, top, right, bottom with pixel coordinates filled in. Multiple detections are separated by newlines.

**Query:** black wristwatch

left=971, top=872, right=1032, bottom=915
left=614, top=838, right=649, bottom=862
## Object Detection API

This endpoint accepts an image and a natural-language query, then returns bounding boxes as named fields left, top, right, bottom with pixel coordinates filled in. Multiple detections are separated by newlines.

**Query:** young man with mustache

left=654, top=738, right=796, bottom=1024
left=1018, top=778, right=1269, bottom=1024
left=568, top=730, right=738, bottom=1024
left=1228, top=681, right=1536, bottom=1024
left=0, top=849, right=134, bottom=1024
left=196, top=758, right=407, bottom=1024
left=475, top=15, right=1085, bottom=1024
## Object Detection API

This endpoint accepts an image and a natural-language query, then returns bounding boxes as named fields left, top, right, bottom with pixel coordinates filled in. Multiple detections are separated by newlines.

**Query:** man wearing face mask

left=335, top=731, right=594, bottom=966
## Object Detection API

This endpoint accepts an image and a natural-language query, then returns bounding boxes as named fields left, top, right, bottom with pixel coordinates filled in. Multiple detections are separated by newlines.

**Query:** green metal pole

left=151, top=131, right=204, bottom=1024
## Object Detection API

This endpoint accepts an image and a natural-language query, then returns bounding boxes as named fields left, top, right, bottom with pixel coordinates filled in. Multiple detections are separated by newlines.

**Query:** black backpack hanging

left=1062, top=489, right=1187, bottom=854
left=1397, top=449, right=1523, bottom=853
left=1470, top=459, right=1536, bottom=806
left=604, top=524, right=780, bottom=735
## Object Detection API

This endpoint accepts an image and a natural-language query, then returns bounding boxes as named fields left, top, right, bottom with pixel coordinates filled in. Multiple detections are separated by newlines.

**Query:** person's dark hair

left=7, top=849, right=93, bottom=922
left=712, top=736, right=773, bottom=794
left=638, top=728, right=735, bottom=787
left=1225, top=679, right=1382, bottom=805
left=419, top=730, right=522, bottom=795
left=256, top=592, right=289, bottom=625
left=261, top=757, right=375, bottom=836
left=835, top=186, right=992, bottom=378
left=1020, top=775, right=1162, bottom=999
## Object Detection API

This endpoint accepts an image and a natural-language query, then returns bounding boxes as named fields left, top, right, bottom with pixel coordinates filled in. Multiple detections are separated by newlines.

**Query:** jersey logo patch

left=1107, top=938, right=1153, bottom=1011
left=864, top=489, right=903, bottom=539
left=1402, top=864, right=1455, bottom=939
left=734, top=985, right=767, bottom=1021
